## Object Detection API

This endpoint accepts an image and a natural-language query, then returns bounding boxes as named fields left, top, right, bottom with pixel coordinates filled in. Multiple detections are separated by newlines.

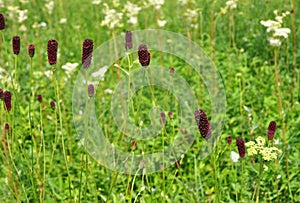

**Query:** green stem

left=255, top=158, right=263, bottom=203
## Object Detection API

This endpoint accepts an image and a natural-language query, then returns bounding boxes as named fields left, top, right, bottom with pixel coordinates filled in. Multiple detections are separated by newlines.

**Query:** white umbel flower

left=230, top=151, right=239, bottom=163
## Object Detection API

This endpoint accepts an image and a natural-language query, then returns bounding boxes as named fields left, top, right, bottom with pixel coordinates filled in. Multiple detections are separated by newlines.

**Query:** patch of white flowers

left=45, top=0, right=55, bottom=15
left=260, top=10, right=291, bottom=47
left=184, top=8, right=199, bottom=29
left=101, top=3, right=123, bottom=29
left=124, top=2, right=141, bottom=25
left=146, top=0, right=164, bottom=10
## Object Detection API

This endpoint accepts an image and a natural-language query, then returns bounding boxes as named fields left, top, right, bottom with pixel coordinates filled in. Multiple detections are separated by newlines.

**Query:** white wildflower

left=263, top=164, right=268, bottom=171
left=104, top=89, right=113, bottom=94
left=184, top=8, right=199, bottom=28
left=124, top=2, right=141, bottom=25
left=268, top=38, right=281, bottom=47
left=226, top=0, right=237, bottom=9
left=17, top=9, right=28, bottom=23
left=59, top=18, right=67, bottom=24
left=40, top=22, right=47, bottom=27
left=230, top=151, right=239, bottom=163
left=45, top=1, right=54, bottom=14
left=157, top=19, right=167, bottom=27
left=20, top=0, right=29, bottom=3
left=0, top=0, right=4, bottom=8
left=19, top=24, right=27, bottom=32
left=92, top=66, right=108, bottom=78
left=260, top=20, right=280, bottom=32
left=273, top=28, right=291, bottom=38
left=44, top=70, right=52, bottom=79
left=92, top=0, right=101, bottom=5
left=101, top=4, right=123, bottom=29
left=147, top=0, right=164, bottom=10
left=62, top=62, right=79, bottom=78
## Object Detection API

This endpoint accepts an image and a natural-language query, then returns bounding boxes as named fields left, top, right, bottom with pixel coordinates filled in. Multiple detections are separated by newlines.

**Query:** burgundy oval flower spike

left=28, top=44, right=35, bottom=57
left=138, top=44, right=150, bottom=67
left=12, top=36, right=20, bottom=55
left=88, top=84, right=95, bottom=97
left=125, top=31, right=133, bottom=50
left=194, top=109, right=212, bottom=140
left=236, top=138, right=246, bottom=158
left=0, top=13, right=5, bottom=30
left=82, top=39, right=94, bottom=69
left=47, top=39, right=58, bottom=65
left=3, top=91, right=12, bottom=112
left=227, top=136, right=233, bottom=144
left=267, top=121, right=277, bottom=140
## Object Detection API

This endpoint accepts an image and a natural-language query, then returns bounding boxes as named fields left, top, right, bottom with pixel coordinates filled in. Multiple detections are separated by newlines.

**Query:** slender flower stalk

left=47, top=39, right=72, bottom=199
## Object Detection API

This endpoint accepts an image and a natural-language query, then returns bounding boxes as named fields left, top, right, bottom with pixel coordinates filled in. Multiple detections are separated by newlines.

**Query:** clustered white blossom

left=62, top=62, right=79, bottom=78
left=184, top=8, right=199, bottom=28
left=92, top=0, right=101, bottom=5
left=245, top=136, right=282, bottom=163
left=101, top=3, right=123, bottom=29
left=225, top=0, right=238, bottom=10
left=45, top=0, right=55, bottom=15
left=146, top=0, right=164, bottom=10
left=124, top=1, right=141, bottom=25
left=260, top=10, right=291, bottom=47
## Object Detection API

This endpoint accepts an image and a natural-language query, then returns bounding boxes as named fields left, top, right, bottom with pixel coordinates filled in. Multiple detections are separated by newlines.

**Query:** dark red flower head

left=28, top=44, right=35, bottom=57
left=88, top=84, right=95, bottom=97
left=4, top=123, right=9, bottom=131
left=170, top=67, right=175, bottom=74
left=236, top=138, right=246, bottom=158
left=194, top=109, right=212, bottom=140
left=267, top=121, right=277, bottom=140
left=138, top=44, right=150, bottom=67
left=82, top=39, right=94, bottom=69
left=37, top=94, right=42, bottom=103
left=168, top=111, right=173, bottom=119
left=131, top=140, right=136, bottom=151
left=47, top=39, right=58, bottom=65
left=3, top=91, right=12, bottom=112
left=0, top=13, right=5, bottom=30
left=227, top=136, right=233, bottom=144
left=50, top=100, right=56, bottom=110
left=125, top=31, right=133, bottom=50
left=160, top=112, right=166, bottom=124
left=12, top=36, right=20, bottom=55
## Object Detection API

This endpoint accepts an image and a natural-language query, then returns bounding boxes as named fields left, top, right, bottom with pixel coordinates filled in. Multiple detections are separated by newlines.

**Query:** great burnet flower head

left=138, top=44, right=150, bottom=67
left=28, top=44, right=35, bottom=57
left=82, top=39, right=94, bottom=69
left=47, top=39, right=58, bottom=65
left=50, top=100, right=56, bottom=110
left=0, top=13, right=5, bottom=30
left=227, top=136, right=233, bottom=144
left=236, top=138, right=246, bottom=158
left=245, top=136, right=282, bottom=161
left=3, top=91, right=12, bottom=112
left=194, top=109, right=212, bottom=140
left=125, top=31, right=133, bottom=50
left=37, top=94, right=42, bottom=103
left=88, top=84, right=95, bottom=97
left=12, top=36, right=20, bottom=55
left=267, top=121, right=276, bottom=140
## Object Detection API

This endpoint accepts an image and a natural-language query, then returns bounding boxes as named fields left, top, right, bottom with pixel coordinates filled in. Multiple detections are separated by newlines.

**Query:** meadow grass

left=0, top=0, right=299, bottom=202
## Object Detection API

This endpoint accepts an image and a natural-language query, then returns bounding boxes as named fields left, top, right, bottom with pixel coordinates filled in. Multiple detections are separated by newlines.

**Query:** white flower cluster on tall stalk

left=101, top=3, right=123, bottom=29
left=92, top=0, right=101, bottom=5
left=145, top=0, right=164, bottom=10
left=184, top=8, right=199, bottom=29
left=45, top=0, right=55, bottom=14
left=225, top=0, right=238, bottom=10
left=124, top=1, right=141, bottom=25
left=260, top=10, right=291, bottom=47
